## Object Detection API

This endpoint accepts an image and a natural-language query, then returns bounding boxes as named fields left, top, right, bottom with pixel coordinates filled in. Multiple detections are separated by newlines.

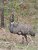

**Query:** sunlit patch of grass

left=16, top=44, right=26, bottom=49
left=27, top=46, right=37, bottom=50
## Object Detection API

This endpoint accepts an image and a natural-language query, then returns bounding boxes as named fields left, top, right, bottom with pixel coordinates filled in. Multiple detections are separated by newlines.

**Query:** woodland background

left=0, top=0, right=38, bottom=50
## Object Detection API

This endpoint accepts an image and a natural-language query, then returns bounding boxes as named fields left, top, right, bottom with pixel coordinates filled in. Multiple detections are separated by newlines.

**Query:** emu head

left=10, top=12, right=14, bottom=22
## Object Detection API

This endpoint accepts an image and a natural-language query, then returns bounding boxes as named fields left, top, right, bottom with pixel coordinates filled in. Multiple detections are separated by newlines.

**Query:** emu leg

left=24, top=35, right=28, bottom=45
left=22, top=36, right=24, bottom=44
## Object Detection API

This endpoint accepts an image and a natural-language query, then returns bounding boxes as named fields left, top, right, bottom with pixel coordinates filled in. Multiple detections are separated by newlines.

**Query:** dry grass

left=0, top=28, right=38, bottom=50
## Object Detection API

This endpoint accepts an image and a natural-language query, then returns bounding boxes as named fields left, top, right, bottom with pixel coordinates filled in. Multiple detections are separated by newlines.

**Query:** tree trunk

left=1, top=0, right=4, bottom=28
left=1, top=8, right=4, bottom=28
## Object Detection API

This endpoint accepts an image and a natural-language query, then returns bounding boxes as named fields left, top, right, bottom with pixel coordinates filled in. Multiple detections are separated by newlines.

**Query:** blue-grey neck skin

left=9, top=22, right=14, bottom=33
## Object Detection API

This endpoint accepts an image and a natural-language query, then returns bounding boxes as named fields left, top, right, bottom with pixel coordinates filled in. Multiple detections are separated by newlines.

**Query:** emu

left=9, top=13, right=35, bottom=45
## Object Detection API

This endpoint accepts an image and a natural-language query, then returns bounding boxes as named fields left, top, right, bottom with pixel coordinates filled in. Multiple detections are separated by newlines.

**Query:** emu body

left=9, top=22, right=35, bottom=36
left=9, top=22, right=35, bottom=44
left=9, top=14, right=35, bottom=45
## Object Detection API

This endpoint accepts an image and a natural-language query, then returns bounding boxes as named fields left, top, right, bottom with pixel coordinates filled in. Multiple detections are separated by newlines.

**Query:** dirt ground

left=0, top=28, right=38, bottom=50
